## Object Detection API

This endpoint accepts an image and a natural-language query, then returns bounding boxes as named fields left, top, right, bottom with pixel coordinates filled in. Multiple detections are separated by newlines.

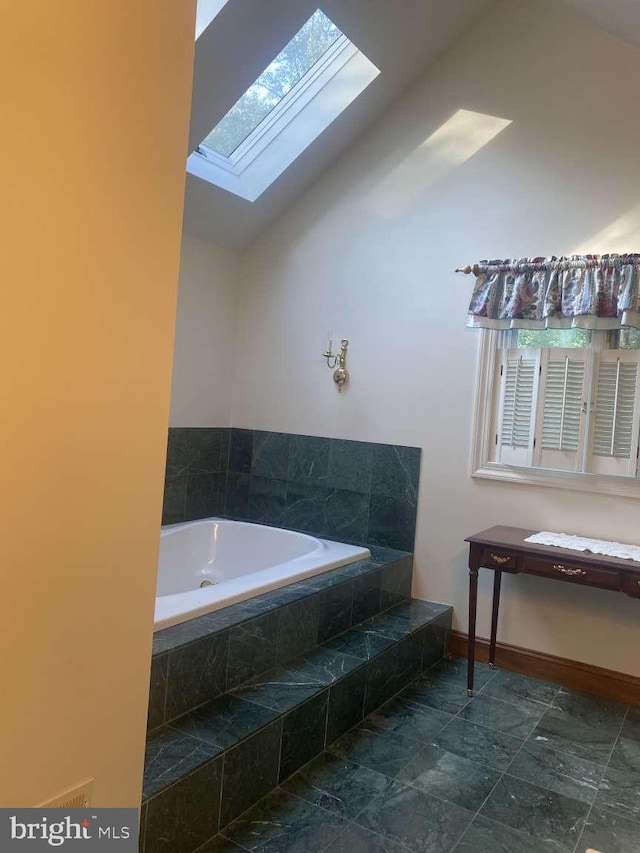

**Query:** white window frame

left=470, top=329, right=640, bottom=499
left=187, top=35, right=379, bottom=202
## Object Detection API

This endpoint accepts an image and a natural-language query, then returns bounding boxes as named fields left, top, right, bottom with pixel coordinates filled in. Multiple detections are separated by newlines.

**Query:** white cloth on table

left=524, top=531, right=640, bottom=563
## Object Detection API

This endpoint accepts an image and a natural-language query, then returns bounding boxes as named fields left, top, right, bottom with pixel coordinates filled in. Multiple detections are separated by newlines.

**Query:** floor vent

left=39, top=780, right=94, bottom=809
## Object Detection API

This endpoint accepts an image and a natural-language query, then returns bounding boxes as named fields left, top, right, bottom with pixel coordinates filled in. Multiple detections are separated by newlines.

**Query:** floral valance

left=465, top=255, right=640, bottom=330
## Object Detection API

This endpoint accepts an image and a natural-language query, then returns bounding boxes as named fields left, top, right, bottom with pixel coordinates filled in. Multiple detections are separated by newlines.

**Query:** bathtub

left=155, top=518, right=370, bottom=630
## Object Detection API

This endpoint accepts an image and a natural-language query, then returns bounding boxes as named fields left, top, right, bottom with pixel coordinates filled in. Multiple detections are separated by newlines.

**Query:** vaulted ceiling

left=182, top=0, right=496, bottom=249
left=182, top=0, right=640, bottom=250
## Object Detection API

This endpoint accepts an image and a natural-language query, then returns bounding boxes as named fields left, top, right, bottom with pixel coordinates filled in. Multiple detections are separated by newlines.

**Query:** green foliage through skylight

left=201, top=10, right=342, bottom=157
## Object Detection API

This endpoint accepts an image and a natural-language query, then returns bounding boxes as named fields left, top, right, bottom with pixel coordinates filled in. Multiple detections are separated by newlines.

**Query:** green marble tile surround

left=141, top=597, right=452, bottom=853
left=162, top=428, right=421, bottom=552
left=200, top=664, right=640, bottom=853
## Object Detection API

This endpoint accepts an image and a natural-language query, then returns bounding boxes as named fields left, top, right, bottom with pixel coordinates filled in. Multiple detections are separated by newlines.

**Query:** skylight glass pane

left=201, top=9, right=342, bottom=157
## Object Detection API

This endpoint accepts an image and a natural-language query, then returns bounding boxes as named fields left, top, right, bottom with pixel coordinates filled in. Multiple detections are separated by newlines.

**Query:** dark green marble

left=145, top=756, right=222, bottom=853
left=147, top=653, right=168, bottom=732
left=165, top=631, right=228, bottom=720
left=479, top=775, right=588, bottom=850
left=326, top=487, right=369, bottom=544
left=185, top=471, right=222, bottom=520
left=596, top=764, right=640, bottom=821
left=397, top=744, right=501, bottom=811
left=288, top=434, right=330, bottom=484
left=621, top=707, right=640, bottom=741
left=363, top=645, right=400, bottom=715
left=251, top=431, right=292, bottom=480
left=553, top=687, right=627, bottom=733
left=188, top=427, right=228, bottom=473
left=167, top=693, right=279, bottom=750
left=507, top=740, right=604, bottom=804
left=282, top=752, right=394, bottom=820
left=331, top=725, right=417, bottom=777
left=219, top=720, right=282, bottom=827
left=363, top=695, right=451, bottom=744
left=226, top=610, right=279, bottom=690
left=247, top=475, right=287, bottom=525
left=433, top=718, right=523, bottom=771
left=162, top=473, right=187, bottom=524
left=481, top=670, right=559, bottom=706
left=231, top=664, right=324, bottom=713
left=426, top=656, right=495, bottom=687
left=196, top=837, right=245, bottom=853
left=352, top=570, right=382, bottom=623
left=283, top=482, right=327, bottom=535
left=228, top=428, right=253, bottom=473
left=317, top=581, right=354, bottom=642
left=458, top=692, right=546, bottom=738
left=354, top=780, right=473, bottom=853
left=531, top=707, right=619, bottom=764
left=324, top=626, right=396, bottom=661
left=324, top=823, right=410, bottom=853
left=143, top=727, right=222, bottom=801
left=280, top=690, right=329, bottom=781
left=327, top=439, right=374, bottom=493
left=577, top=804, right=640, bottom=853
left=223, top=789, right=348, bottom=853
left=609, top=735, right=640, bottom=774
left=326, top=668, right=366, bottom=745
left=370, top=444, right=420, bottom=502
left=288, top=646, right=363, bottom=686
left=379, top=558, right=413, bottom=611
left=455, top=816, right=567, bottom=853
left=276, top=597, right=319, bottom=664
left=398, top=675, right=470, bottom=716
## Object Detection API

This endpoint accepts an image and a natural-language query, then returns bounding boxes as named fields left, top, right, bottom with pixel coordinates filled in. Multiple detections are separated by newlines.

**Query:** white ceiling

left=182, top=0, right=496, bottom=249
left=182, top=0, right=640, bottom=250
left=559, top=0, right=640, bottom=50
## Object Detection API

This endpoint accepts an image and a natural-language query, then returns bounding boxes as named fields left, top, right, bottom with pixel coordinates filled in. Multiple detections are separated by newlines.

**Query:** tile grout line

left=567, top=703, right=632, bottom=853
left=567, top=702, right=629, bottom=853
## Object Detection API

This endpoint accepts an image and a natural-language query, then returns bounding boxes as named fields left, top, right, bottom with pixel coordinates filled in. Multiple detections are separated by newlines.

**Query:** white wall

left=170, top=234, right=239, bottom=426
left=232, top=0, right=640, bottom=676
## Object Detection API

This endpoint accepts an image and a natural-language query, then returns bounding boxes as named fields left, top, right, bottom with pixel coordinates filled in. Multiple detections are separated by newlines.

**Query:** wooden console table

left=465, top=525, right=640, bottom=696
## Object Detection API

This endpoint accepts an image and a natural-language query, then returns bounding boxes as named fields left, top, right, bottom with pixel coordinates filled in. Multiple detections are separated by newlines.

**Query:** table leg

left=467, top=565, right=479, bottom=697
left=489, top=570, right=502, bottom=668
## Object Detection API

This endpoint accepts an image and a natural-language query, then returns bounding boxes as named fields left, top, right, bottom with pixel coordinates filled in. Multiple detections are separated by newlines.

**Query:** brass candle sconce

left=322, top=332, right=349, bottom=392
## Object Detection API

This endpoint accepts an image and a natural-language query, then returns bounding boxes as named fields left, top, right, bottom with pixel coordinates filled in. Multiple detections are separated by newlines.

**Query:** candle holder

left=322, top=337, right=349, bottom=392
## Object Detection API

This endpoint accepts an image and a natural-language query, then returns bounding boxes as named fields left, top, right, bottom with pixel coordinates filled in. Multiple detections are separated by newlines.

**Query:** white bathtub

left=155, top=518, right=370, bottom=630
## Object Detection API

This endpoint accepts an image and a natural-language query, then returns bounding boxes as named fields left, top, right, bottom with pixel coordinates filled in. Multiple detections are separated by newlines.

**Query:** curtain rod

left=455, top=257, right=640, bottom=274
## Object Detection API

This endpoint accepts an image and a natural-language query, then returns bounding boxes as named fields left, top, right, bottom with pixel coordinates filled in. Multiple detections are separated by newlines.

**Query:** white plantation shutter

left=587, top=350, right=640, bottom=477
left=534, top=350, right=587, bottom=471
left=495, top=350, right=539, bottom=466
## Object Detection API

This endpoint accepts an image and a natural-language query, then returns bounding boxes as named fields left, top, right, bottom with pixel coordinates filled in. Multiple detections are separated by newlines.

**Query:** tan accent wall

left=0, top=1, right=195, bottom=806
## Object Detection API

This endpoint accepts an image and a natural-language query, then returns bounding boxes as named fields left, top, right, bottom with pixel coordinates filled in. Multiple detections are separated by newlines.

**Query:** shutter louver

left=588, top=351, right=640, bottom=477
left=496, top=351, right=538, bottom=466
left=534, top=351, right=586, bottom=471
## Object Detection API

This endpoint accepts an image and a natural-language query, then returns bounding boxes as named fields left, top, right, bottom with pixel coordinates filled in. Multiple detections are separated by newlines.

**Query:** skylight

left=188, top=8, right=380, bottom=201
left=202, top=10, right=342, bottom=157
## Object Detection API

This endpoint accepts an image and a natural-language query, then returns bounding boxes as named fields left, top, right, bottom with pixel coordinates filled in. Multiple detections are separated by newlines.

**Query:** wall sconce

left=322, top=331, right=349, bottom=392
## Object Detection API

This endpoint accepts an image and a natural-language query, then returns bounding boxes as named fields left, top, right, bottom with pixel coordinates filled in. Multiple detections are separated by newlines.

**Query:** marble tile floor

left=199, top=658, right=640, bottom=853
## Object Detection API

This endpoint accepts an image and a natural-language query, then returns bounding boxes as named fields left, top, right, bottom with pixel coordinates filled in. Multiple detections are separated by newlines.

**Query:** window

left=187, top=9, right=379, bottom=201
left=472, top=328, right=640, bottom=497
left=201, top=11, right=343, bottom=157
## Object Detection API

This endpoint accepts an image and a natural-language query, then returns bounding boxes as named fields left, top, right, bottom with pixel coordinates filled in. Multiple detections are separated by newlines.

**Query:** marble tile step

left=141, top=599, right=452, bottom=853
left=147, top=549, right=416, bottom=733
